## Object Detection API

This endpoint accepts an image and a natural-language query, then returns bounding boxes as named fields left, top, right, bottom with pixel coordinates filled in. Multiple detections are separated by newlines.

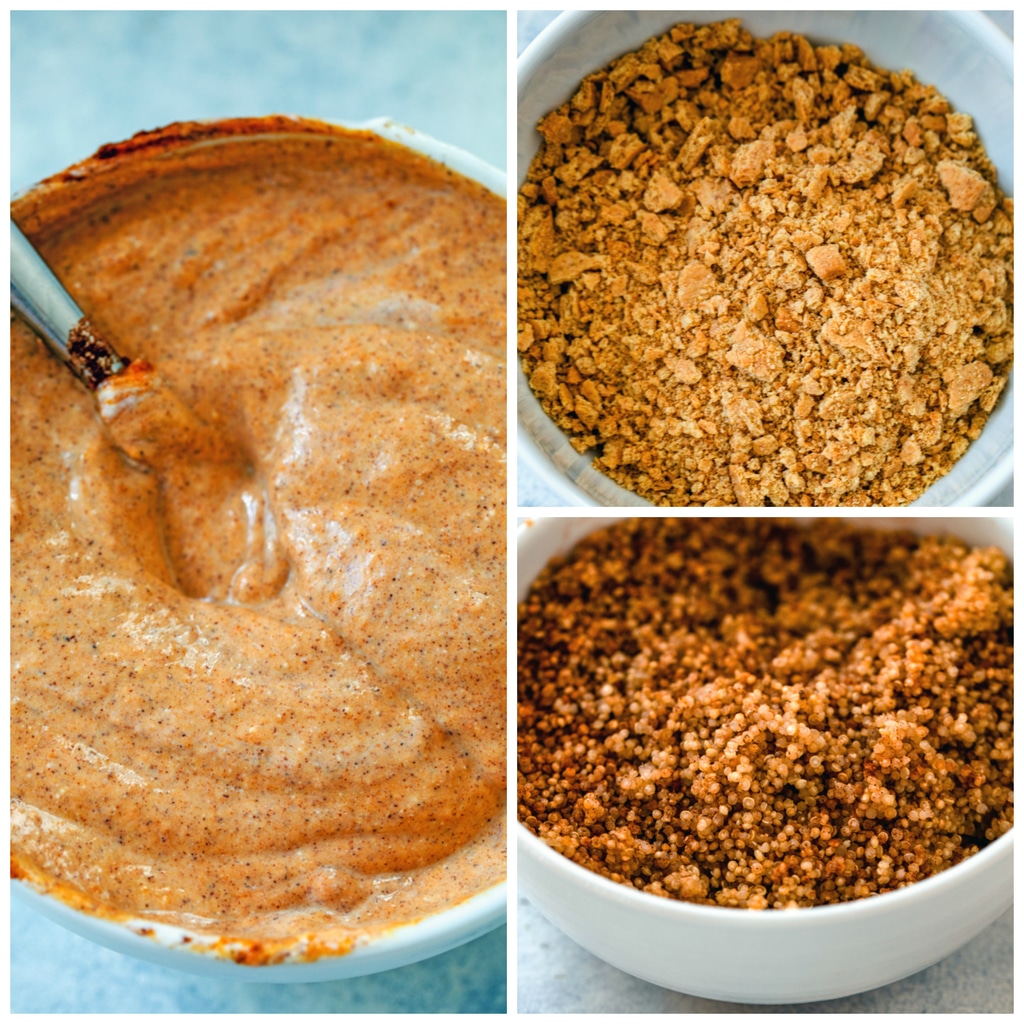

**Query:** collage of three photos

left=9, top=9, right=1012, bottom=1015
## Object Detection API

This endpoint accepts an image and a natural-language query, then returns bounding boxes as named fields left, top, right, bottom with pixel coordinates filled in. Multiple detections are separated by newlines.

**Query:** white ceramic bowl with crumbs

left=516, top=516, right=1013, bottom=1003
left=517, top=11, right=1013, bottom=507
left=10, top=116, right=507, bottom=982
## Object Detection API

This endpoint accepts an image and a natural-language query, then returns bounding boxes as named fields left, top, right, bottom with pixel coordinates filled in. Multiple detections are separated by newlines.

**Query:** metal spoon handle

left=11, top=219, right=126, bottom=388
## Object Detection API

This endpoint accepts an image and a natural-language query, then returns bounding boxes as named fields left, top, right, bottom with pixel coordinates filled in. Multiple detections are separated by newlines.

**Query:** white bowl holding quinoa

left=517, top=11, right=1013, bottom=507
left=516, top=516, right=1012, bottom=1002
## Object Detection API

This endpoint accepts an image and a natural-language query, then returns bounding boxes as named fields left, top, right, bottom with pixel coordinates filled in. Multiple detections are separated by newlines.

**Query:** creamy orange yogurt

left=10, top=118, right=506, bottom=960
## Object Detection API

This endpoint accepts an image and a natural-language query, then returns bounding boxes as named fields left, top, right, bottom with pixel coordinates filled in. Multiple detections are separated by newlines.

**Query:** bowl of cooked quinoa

left=517, top=516, right=1012, bottom=1001
left=517, top=11, right=1013, bottom=507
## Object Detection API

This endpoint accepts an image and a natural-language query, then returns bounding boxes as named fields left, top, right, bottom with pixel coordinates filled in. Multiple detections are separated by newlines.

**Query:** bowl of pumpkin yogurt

left=10, top=115, right=507, bottom=979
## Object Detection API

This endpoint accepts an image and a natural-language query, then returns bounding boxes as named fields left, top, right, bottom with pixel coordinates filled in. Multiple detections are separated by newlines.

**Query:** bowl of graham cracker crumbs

left=516, top=516, right=1012, bottom=1001
left=517, top=12, right=1013, bottom=507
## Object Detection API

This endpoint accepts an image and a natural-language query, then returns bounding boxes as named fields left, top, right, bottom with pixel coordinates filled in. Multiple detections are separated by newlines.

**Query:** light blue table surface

left=10, top=10, right=506, bottom=1014
left=12, top=9, right=505, bottom=192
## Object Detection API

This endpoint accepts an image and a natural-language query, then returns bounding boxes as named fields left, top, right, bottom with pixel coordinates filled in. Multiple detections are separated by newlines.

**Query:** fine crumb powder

left=518, top=519, right=1013, bottom=908
left=518, top=20, right=1014, bottom=506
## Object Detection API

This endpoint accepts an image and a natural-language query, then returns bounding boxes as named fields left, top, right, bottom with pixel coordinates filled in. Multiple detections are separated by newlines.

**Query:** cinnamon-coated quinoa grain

left=518, top=519, right=1012, bottom=908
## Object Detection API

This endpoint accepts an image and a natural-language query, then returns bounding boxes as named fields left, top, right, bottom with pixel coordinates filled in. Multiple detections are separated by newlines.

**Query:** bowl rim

left=516, top=10, right=1014, bottom=508
left=12, top=114, right=506, bottom=205
left=12, top=872, right=507, bottom=979
left=518, top=10, right=1013, bottom=80
left=10, top=113, right=507, bottom=977
left=518, top=820, right=1011, bottom=926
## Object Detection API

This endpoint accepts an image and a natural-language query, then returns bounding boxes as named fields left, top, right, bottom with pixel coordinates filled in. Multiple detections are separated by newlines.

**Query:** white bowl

left=12, top=871, right=506, bottom=983
left=11, top=117, right=507, bottom=982
left=517, top=11, right=1013, bottom=507
left=517, top=516, right=1013, bottom=1003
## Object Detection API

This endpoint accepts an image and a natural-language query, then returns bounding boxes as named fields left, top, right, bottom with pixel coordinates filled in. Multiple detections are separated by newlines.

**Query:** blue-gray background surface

left=10, top=9, right=506, bottom=1014
left=12, top=9, right=505, bottom=190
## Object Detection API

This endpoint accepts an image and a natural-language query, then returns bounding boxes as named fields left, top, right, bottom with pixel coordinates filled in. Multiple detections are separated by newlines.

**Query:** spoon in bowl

left=11, top=219, right=127, bottom=387
left=10, top=218, right=289, bottom=603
